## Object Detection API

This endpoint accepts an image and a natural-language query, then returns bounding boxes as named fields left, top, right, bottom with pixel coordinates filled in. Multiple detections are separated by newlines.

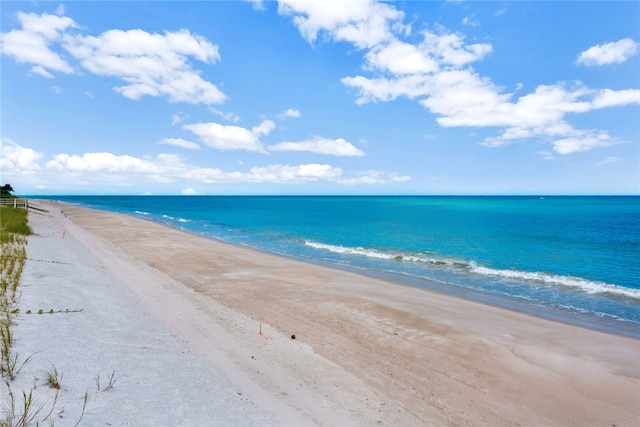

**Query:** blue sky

left=1, top=1, right=639, bottom=195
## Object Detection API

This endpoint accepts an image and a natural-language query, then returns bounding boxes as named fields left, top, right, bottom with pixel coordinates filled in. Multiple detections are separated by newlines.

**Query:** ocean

left=43, top=195, right=640, bottom=338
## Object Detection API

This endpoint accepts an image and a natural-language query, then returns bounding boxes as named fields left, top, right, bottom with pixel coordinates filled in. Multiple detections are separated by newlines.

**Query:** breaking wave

left=304, top=241, right=640, bottom=301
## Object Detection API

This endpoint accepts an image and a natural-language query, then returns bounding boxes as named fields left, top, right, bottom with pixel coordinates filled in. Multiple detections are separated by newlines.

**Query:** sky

left=1, top=1, right=639, bottom=196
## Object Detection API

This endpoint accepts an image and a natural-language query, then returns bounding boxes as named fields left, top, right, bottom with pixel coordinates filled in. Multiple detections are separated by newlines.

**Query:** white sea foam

left=177, top=218, right=190, bottom=223
left=304, top=240, right=640, bottom=301
left=135, top=210, right=150, bottom=215
left=304, top=241, right=463, bottom=266
left=470, top=265, right=640, bottom=300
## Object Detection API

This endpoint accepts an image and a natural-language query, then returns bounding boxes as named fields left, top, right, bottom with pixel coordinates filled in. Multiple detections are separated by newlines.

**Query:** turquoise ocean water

left=44, top=196, right=639, bottom=338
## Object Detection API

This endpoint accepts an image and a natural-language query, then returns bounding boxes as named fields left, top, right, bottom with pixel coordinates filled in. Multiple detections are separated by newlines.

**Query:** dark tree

left=1, top=184, right=15, bottom=198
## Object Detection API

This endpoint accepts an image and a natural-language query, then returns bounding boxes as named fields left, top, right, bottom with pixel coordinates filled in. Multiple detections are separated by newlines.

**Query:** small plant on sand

left=39, top=390, right=60, bottom=424
left=0, top=380, right=44, bottom=427
left=95, top=371, right=117, bottom=391
left=44, top=365, right=62, bottom=389
left=0, top=323, right=14, bottom=376
left=0, top=351, right=33, bottom=381
left=73, top=392, right=89, bottom=427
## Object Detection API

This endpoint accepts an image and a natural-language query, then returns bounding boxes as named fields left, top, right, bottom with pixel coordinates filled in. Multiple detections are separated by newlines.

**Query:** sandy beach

left=6, top=200, right=639, bottom=426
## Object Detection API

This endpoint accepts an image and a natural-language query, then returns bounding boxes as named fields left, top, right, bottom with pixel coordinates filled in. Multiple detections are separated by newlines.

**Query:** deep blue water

left=41, top=195, right=640, bottom=338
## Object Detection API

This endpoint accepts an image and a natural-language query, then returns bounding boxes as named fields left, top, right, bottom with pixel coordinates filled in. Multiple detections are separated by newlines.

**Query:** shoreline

left=15, top=200, right=640, bottom=426
left=257, top=250, right=640, bottom=341
left=45, top=197, right=640, bottom=340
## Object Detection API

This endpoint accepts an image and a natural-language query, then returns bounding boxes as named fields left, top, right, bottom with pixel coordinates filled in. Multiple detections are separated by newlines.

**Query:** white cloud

left=269, top=136, right=365, bottom=156
left=63, top=28, right=226, bottom=104
left=422, top=31, right=492, bottom=67
left=252, top=120, right=276, bottom=136
left=46, top=152, right=161, bottom=172
left=495, top=6, right=507, bottom=17
left=365, top=40, right=439, bottom=75
left=576, top=38, right=638, bottom=66
left=279, top=1, right=634, bottom=156
left=50, top=85, right=62, bottom=94
left=278, top=108, right=301, bottom=119
left=247, top=0, right=266, bottom=11
left=338, top=170, right=410, bottom=185
left=157, top=138, right=201, bottom=150
left=246, top=163, right=342, bottom=183
left=1, top=12, right=227, bottom=105
left=462, top=14, right=479, bottom=26
left=278, top=0, right=407, bottom=49
left=30, top=65, right=54, bottom=78
left=363, top=30, right=492, bottom=76
left=0, top=139, right=43, bottom=171
left=182, top=187, right=197, bottom=195
left=591, top=88, right=640, bottom=109
left=345, top=43, right=638, bottom=155
left=0, top=12, right=76, bottom=75
left=209, top=107, right=240, bottom=122
left=551, top=131, right=613, bottom=155
left=183, top=120, right=275, bottom=152
left=3, top=140, right=409, bottom=189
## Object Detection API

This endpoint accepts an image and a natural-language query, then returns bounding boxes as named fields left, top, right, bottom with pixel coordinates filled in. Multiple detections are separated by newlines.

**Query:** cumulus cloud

left=46, top=152, right=161, bottom=172
left=269, top=136, right=365, bottom=156
left=0, top=139, right=43, bottom=171
left=1, top=12, right=226, bottom=104
left=278, top=0, right=407, bottom=49
left=278, top=108, right=301, bottom=119
left=245, top=163, right=342, bottom=183
left=183, top=120, right=275, bottom=152
left=156, top=138, right=201, bottom=150
left=1, top=140, right=410, bottom=190
left=339, top=170, right=411, bottom=185
left=63, top=28, right=226, bottom=104
left=182, top=187, right=197, bottom=195
left=278, top=1, right=638, bottom=155
left=0, top=12, right=76, bottom=75
left=576, top=38, right=638, bottom=66
left=551, top=131, right=613, bottom=155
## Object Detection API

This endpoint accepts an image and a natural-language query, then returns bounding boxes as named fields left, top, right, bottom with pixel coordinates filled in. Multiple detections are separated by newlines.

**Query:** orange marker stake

left=259, top=323, right=271, bottom=344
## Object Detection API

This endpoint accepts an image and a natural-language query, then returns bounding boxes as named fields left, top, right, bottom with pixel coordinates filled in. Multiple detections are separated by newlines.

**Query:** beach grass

left=0, top=207, right=30, bottom=380
left=44, top=365, right=62, bottom=389
left=0, top=207, right=32, bottom=241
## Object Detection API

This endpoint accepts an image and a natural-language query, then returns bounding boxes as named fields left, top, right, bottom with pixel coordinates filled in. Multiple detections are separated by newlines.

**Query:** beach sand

left=6, top=200, right=640, bottom=426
